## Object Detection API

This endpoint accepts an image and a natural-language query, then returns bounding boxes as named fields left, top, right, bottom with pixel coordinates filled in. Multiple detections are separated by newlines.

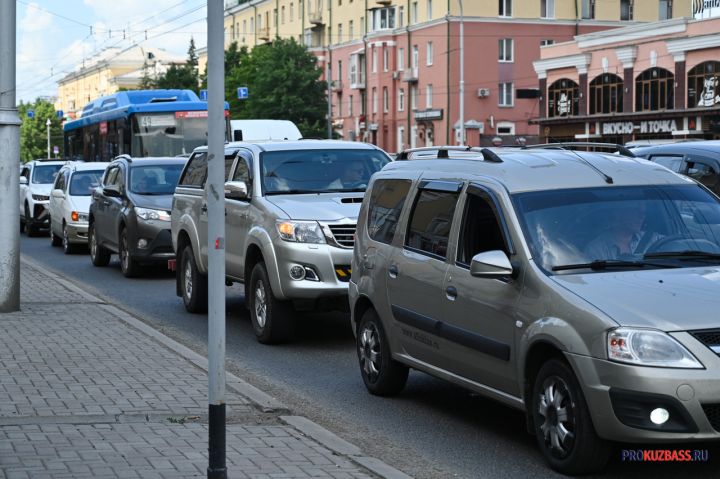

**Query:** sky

left=15, top=0, right=208, bottom=104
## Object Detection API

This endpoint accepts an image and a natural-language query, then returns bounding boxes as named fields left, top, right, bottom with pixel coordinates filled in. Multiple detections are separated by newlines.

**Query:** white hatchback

left=49, top=162, right=109, bottom=253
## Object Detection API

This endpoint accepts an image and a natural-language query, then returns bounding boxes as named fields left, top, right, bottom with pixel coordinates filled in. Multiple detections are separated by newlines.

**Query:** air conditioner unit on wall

left=477, top=88, right=491, bottom=98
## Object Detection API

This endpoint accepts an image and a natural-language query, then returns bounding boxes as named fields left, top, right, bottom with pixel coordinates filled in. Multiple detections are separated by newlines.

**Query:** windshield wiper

left=265, top=189, right=320, bottom=195
left=644, top=250, right=720, bottom=260
left=552, top=259, right=674, bottom=272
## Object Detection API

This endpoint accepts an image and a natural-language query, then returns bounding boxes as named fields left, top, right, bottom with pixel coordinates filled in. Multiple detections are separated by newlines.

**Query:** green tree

left=154, top=37, right=200, bottom=91
left=225, top=39, right=327, bottom=138
left=139, top=60, right=156, bottom=89
left=17, top=99, right=63, bottom=162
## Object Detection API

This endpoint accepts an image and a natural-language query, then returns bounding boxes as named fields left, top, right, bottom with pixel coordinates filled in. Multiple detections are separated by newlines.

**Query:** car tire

left=89, top=223, right=110, bottom=267
left=532, top=359, right=611, bottom=475
left=62, top=223, right=76, bottom=254
left=50, top=221, right=62, bottom=247
left=24, top=203, right=38, bottom=237
left=119, top=228, right=141, bottom=278
left=249, top=262, right=294, bottom=344
left=180, top=244, right=208, bottom=313
left=357, top=308, right=409, bottom=396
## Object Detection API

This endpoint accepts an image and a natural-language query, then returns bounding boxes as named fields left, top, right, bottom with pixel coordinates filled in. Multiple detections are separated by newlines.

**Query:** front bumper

left=569, top=333, right=720, bottom=443
left=65, top=222, right=89, bottom=244
left=28, top=201, right=50, bottom=226
left=128, top=220, right=175, bottom=263
left=272, top=238, right=353, bottom=301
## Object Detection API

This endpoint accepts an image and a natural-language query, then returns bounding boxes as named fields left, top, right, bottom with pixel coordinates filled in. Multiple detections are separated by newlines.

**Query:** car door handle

left=445, top=286, right=458, bottom=301
left=388, top=264, right=398, bottom=278
left=201, top=204, right=208, bottom=213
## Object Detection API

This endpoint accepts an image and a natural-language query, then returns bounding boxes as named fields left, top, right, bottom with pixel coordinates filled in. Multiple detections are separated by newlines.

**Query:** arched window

left=688, top=61, right=720, bottom=108
left=635, top=68, right=674, bottom=112
left=548, top=78, right=579, bottom=118
left=589, top=73, right=624, bottom=114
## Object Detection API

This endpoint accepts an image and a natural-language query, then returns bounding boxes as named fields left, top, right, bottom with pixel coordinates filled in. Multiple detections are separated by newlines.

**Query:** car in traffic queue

left=20, top=159, right=66, bottom=236
left=49, top=162, right=109, bottom=254
left=350, top=145, right=720, bottom=475
left=89, top=155, right=187, bottom=277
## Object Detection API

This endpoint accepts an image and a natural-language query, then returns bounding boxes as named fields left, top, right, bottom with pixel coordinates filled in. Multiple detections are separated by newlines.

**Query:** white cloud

left=20, top=2, right=53, bottom=32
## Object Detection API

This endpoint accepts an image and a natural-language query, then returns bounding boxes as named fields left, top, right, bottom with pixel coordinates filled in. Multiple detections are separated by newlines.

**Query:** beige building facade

left=55, top=46, right=184, bottom=119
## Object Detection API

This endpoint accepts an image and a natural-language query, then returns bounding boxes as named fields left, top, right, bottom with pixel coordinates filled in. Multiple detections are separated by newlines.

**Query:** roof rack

left=114, top=153, right=133, bottom=162
left=522, top=142, right=635, bottom=158
left=395, top=145, right=503, bottom=163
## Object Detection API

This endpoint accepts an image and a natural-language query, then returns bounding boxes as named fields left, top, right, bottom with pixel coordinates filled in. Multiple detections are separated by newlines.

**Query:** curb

left=20, top=255, right=414, bottom=479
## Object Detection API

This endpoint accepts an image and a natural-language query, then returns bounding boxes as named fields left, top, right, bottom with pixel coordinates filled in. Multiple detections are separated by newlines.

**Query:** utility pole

left=458, top=0, right=465, bottom=146
left=206, top=1, right=227, bottom=478
left=46, top=118, right=51, bottom=158
left=0, top=0, right=21, bottom=313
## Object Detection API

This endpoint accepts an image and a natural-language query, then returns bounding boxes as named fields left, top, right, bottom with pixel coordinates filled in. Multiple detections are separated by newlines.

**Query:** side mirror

left=20, top=177, right=28, bottom=185
left=103, top=186, right=121, bottom=198
left=224, top=181, right=249, bottom=200
left=52, top=188, right=64, bottom=199
left=470, top=250, right=513, bottom=278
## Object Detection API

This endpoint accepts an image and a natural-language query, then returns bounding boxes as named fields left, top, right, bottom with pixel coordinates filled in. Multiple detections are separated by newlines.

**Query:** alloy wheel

left=537, top=376, right=576, bottom=458
left=358, top=322, right=381, bottom=382
left=254, top=280, right=268, bottom=328
left=120, top=234, right=129, bottom=272
left=90, top=229, right=97, bottom=259
left=183, top=256, right=193, bottom=301
left=62, top=225, right=69, bottom=251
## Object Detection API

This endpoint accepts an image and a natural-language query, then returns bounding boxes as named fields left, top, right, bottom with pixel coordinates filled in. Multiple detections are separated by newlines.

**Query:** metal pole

left=327, top=62, right=332, bottom=139
left=0, top=0, right=21, bottom=313
left=46, top=119, right=51, bottom=158
left=206, top=1, right=226, bottom=478
left=458, top=0, right=464, bottom=146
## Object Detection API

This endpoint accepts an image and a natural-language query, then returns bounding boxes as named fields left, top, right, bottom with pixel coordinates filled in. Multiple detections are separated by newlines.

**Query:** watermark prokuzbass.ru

left=622, top=449, right=710, bottom=462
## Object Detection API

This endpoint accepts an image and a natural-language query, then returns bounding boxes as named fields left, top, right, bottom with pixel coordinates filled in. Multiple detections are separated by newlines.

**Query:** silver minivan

left=350, top=146, right=720, bottom=474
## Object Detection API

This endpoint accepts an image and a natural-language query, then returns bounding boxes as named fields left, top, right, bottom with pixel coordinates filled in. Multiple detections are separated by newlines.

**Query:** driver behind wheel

left=584, top=204, right=663, bottom=260
left=327, top=162, right=367, bottom=190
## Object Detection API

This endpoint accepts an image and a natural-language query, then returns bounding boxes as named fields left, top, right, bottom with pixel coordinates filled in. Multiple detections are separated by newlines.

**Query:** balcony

left=349, top=74, right=365, bottom=90
left=376, top=0, right=392, bottom=5
left=309, top=11, right=324, bottom=26
left=330, top=80, right=343, bottom=92
left=403, top=67, right=419, bottom=83
left=258, top=26, right=270, bottom=41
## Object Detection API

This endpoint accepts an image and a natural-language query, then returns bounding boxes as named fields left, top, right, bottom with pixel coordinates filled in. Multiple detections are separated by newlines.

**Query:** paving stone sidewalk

left=0, top=258, right=406, bottom=479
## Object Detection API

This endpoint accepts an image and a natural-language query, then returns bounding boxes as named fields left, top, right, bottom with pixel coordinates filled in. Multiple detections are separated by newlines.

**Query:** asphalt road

left=20, top=234, right=720, bottom=479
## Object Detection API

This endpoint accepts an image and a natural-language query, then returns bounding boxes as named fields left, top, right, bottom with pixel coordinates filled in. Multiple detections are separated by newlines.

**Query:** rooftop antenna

left=565, top=149, right=614, bottom=184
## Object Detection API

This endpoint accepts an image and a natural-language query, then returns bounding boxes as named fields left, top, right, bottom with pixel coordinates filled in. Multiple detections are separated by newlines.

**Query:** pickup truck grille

left=690, top=329, right=720, bottom=356
left=327, top=224, right=356, bottom=248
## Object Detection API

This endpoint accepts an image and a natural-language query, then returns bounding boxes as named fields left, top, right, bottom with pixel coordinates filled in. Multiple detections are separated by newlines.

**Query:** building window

left=498, top=39, right=513, bottom=63
left=426, top=41, right=433, bottom=65
left=338, top=23, right=343, bottom=43
left=426, top=84, right=433, bottom=108
left=499, top=82, right=513, bottom=107
left=383, top=47, right=389, bottom=72
left=411, top=85, right=418, bottom=110
left=243, top=20, right=247, bottom=35
left=372, top=47, right=377, bottom=73
left=361, top=90, right=366, bottom=115
left=621, top=0, right=634, bottom=20
left=589, top=73, right=624, bottom=114
left=398, top=88, right=405, bottom=111
left=582, top=0, right=595, bottom=19
left=541, top=0, right=554, bottom=18
left=496, top=121, right=515, bottom=135
left=371, top=6, right=397, bottom=31
left=540, top=39, right=554, bottom=46
left=412, top=45, right=419, bottom=68
left=290, top=3, right=294, bottom=21
left=349, top=20, right=354, bottom=39
left=427, top=0, right=432, bottom=20
left=350, top=52, right=365, bottom=86
left=399, top=6, right=404, bottom=27
left=635, top=67, right=674, bottom=111
left=659, top=0, right=673, bottom=20
left=548, top=79, right=578, bottom=117
left=412, top=1, right=418, bottom=23
left=383, top=87, right=389, bottom=112
left=349, top=94, right=354, bottom=115
left=499, top=0, right=512, bottom=17
left=337, top=60, right=343, bottom=88
left=688, top=61, right=720, bottom=108
left=250, top=18, right=254, bottom=33
left=338, top=93, right=343, bottom=116
left=398, top=47, right=405, bottom=71
left=372, top=87, right=378, bottom=114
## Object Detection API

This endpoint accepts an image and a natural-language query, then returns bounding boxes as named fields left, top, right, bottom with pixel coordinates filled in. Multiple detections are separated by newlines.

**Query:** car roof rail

left=522, top=142, right=636, bottom=158
left=114, top=154, right=132, bottom=162
left=395, top=145, right=503, bottom=163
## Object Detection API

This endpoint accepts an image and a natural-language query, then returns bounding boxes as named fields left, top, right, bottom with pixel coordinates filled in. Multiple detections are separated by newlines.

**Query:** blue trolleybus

left=63, top=89, right=229, bottom=161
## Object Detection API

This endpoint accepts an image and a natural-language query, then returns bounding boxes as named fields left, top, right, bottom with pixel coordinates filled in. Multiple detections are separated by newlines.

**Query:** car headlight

left=607, top=328, right=704, bottom=369
left=32, top=194, right=49, bottom=201
left=276, top=220, right=326, bottom=244
left=135, top=207, right=171, bottom=221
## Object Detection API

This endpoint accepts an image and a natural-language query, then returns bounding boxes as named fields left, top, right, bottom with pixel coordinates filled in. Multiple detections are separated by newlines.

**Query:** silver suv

left=172, top=140, right=391, bottom=343
left=350, top=145, right=720, bottom=474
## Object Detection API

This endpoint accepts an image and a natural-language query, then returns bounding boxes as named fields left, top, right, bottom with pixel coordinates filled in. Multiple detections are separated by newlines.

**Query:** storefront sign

left=414, top=109, right=443, bottom=121
left=602, top=119, right=680, bottom=135
left=693, top=0, right=720, bottom=20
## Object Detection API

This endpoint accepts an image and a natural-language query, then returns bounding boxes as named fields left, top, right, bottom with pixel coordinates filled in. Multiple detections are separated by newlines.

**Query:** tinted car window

left=179, top=152, right=208, bottom=187
left=130, top=164, right=185, bottom=195
left=650, top=155, right=684, bottom=172
left=54, top=170, right=66, bottom=191
left=457, top=190, right=508, bottom=264
left=70, top=170, right=104, bottom=196
left=367, top=179, right=412, bottom=245
left=104, top=167, right=119, bottom=187
left=32, top=164, right=62, bottom=184
left=405, top=189, right=459, bottom=258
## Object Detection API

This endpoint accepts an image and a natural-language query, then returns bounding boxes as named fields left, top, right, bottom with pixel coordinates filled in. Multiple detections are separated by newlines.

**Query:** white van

left=230, top=120, right=302, bottom=142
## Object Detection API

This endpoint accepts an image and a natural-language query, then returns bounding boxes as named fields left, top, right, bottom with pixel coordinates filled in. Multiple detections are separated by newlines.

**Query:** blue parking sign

left=56, top=110, right=64, bottom=119
left=199, top=89, right=208, bottom=101
left=237, top=86, right=249, bottom=100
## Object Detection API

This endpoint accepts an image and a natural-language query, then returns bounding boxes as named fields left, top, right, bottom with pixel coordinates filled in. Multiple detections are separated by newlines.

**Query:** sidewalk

left=0, top=257, right=411, bottom=479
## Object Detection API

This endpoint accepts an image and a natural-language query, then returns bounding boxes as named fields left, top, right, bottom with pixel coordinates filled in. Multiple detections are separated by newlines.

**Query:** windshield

left=131, top=113, right=215, bottom=157
left=513, top=184, right=720, bottom=273
left=261, top=149, right=391, bottom=195
left=129, top=164, right=184, bottom=195
left=69, top=170, right=103, bottom=196
left=32, top=164, right=62, bottom=184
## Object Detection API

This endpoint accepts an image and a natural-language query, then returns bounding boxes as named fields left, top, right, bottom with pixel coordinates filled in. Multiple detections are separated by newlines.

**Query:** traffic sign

left=237, top=86, right=249, bottom=100
left=27, top=110, right=34, bottom=119
left=199, top=89, right=208, bottom=101
left=53, top=146, right=59, bottom=155
left=56, top=110, right=64, bottom=119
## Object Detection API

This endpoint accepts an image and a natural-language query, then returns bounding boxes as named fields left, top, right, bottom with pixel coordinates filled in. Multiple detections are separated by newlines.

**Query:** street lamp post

left=458, top=0, right=465, bottom=146
left=46, top=118, right=51, bottom=159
